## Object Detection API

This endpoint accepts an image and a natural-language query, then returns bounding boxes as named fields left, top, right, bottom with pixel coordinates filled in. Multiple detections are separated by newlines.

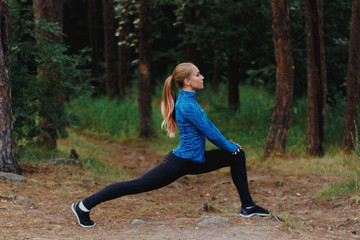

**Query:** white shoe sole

left=240, top=212, right=270, bottom=218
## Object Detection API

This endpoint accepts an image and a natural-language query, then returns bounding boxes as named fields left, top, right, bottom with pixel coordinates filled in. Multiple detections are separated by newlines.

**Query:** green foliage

left=67, top=94, right=140, bottom=139
left=115, top=0, right=139, bottom=50
left=9, top=1, right=92, bottom=150
left=176, top=0, right=274, bottom=83
left=9, top=1, right=39, bottom=145
left=111, top=0, right=351, bottom=101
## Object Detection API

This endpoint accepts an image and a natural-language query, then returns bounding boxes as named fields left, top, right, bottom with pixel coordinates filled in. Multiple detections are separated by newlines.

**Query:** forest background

left=1, top=0, right=360, bottom=205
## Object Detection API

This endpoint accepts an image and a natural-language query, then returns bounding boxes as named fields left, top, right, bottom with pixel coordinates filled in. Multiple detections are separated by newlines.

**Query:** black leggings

left=83, top=149, right=255, bottom=210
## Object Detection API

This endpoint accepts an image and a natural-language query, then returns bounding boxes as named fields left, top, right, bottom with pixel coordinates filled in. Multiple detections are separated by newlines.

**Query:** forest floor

left=1, top=133, right=360, bottom=240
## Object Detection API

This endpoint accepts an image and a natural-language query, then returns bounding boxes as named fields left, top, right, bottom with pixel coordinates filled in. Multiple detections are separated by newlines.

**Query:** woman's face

left=187, top=65, right=204, bottom=91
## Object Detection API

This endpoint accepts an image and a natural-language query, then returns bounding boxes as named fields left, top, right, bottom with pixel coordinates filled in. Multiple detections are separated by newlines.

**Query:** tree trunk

left=344, top=0, right=360, bottom=151
left=304, top=0, right=327, bottom=156
left=34, top=0, right=63, bottom=43
left=184, top=8, right=197, bottom=64
left=264, top=0, right=294, bottom=157
left=212, top=50, right=220, bottom=90
left=88, top=0, right=101, bottom=80
left=34, top=0, right=64, bottom=149
left=138, top=0, right=153, bottom=138
left=102, top=0, right=118, bottom=99
left=227, top=52, right=240, bottom=109
left=117, top=1, right=132, bottom=98
left=0, top=0, right=19, bottom=173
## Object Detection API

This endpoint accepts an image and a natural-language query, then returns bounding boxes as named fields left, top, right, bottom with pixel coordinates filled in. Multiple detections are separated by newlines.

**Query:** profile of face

left=184, top=65, right=204, bottom=92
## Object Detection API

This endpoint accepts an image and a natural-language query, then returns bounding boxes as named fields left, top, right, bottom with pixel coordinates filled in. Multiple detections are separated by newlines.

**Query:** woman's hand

left=232, top=143, right=242, bottom=155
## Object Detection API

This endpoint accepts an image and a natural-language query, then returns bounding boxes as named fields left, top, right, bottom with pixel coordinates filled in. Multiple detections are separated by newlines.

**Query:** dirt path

left=0, top=136, right=359, bottom=240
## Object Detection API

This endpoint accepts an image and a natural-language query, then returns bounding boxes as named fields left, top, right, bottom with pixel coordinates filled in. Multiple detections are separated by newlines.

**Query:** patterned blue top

left=172, top=90, right=238, bottom=163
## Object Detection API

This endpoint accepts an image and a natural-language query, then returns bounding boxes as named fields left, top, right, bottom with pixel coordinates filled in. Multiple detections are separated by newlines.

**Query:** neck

left=181, top=86, right=196, bottom=93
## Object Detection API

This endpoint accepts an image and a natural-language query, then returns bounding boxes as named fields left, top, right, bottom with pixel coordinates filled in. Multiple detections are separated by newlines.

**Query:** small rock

left=275, top=180, right=284, bottom=187
left=131, top=219, right=146, bottom=225
left=48, top=158, right=78, bottom=165
left=215, top=181, right=231, bottom=187
left=126, top=152, right=145, bottom=160
left=0, top=195, right=36, bottom=208
left=228, top=213, right=241, bottom=217
left=196, top=216, right=229, bottom=227
left=197, top=216, right=212, bottom=221
left=0, top=172, right=27, bottom=182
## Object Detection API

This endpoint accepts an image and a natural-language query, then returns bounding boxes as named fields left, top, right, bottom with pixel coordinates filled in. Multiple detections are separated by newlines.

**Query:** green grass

left=18, top=130, right=130, bottom=184
left=276, top=214, right=306, bottom=230
left=318, top=175, right=360, bottom=202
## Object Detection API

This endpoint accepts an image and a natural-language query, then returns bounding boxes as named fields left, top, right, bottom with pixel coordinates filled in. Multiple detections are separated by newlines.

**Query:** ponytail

left=160, top=62, right=195, bottom=138
left=161, top=76, right=178, bottom=138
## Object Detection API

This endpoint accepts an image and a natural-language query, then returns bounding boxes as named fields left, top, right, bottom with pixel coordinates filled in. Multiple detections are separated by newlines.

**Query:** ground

left=0, top=135, right=359, bottom=240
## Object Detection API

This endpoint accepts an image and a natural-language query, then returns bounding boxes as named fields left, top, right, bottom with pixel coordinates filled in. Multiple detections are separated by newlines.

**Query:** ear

left=184, top=78, right=191, bottom=87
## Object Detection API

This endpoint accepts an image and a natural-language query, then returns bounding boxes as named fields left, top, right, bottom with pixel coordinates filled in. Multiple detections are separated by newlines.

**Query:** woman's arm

left=182, top=102, right=239, bottom=153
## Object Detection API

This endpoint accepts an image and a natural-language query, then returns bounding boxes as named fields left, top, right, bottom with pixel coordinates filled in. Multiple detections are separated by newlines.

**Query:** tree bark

left=264, top=0, right=294, bottom=157
left=117, top=1, right=132, bottom=98
left=34, top=0, right=63, bottom=43
left=88, top=0, right=101, bottom=79
left=184, top=7, right=197, bottom=64
left=102, top=0, right=118, bottom=99
left=304, top=0, right=327, bottom=156
left=227, top=52, right=240, bottom=109
left=0, top=0, right=19, bottom=173
left=344, top=0, right=360, bottom=151
left=34, top=0, right=64, bottom=149
left=212, top=52, right=220, bottom=90
left=138, top=0, right=153, bottom=138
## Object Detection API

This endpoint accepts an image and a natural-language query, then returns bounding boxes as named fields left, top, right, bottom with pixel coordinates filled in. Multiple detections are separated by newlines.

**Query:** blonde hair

left=161, top=62, right=195, bottom=137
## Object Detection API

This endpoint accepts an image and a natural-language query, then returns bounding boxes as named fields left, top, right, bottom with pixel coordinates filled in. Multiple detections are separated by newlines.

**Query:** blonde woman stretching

left=71, top=62, right=270, bottom=227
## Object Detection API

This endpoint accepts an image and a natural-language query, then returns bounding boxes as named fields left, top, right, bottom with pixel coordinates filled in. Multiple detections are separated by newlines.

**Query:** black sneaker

left=240, top=204, right=270, bottom=217
left=71, top=201, right=96, bottom=227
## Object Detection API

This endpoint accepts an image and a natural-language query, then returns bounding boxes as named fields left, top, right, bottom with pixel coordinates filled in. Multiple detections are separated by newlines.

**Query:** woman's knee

left=232, top=149, right=246, bottom=163
left=239, top=149, right=246, bottom=158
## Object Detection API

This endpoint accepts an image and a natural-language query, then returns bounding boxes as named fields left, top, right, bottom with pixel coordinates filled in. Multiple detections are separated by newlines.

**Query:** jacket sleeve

left=181, top=101, right=238, bottom=153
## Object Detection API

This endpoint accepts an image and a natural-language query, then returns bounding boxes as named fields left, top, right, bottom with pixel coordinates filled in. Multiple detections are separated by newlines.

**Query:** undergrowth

left=18, top=131, right=130, bottom=184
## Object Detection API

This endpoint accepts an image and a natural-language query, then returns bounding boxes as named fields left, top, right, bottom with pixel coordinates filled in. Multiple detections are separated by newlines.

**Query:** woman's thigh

left=186, top=149, right=240, bottom=175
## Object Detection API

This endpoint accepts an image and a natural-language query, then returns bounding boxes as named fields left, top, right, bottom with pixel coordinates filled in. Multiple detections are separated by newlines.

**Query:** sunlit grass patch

left=276, top=214, right=306, bottom=230
left=58, top=130, right=130, bottom=183
left=262, top=151, right=358, bottom=177
left=18, top=130, right=130, bottom=185
left=318, top=174, right=360, bottom=202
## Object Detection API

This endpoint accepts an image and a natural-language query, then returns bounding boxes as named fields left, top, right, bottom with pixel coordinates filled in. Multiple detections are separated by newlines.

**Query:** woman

left=71, top=62, right=269, bottom=228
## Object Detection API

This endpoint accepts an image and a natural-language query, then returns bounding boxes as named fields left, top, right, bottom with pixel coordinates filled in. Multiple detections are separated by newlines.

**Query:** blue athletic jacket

left=172, top=90, right=238, bottom=163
